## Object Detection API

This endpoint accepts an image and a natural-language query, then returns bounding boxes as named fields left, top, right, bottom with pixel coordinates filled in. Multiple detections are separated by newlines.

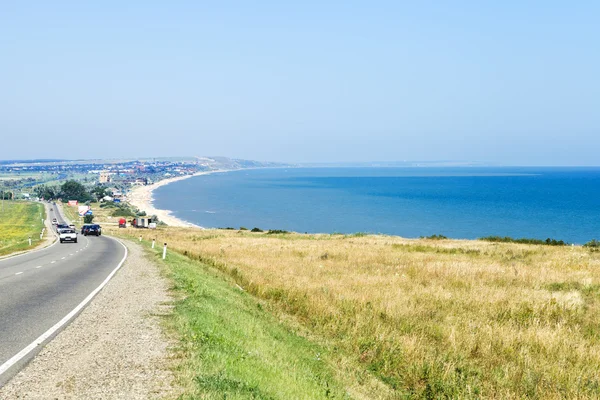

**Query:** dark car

left=82, top=224, right=102, bottom=236
left=56, top=223, right=69, bottom=232
left=81, top=224, right=95, bottom=234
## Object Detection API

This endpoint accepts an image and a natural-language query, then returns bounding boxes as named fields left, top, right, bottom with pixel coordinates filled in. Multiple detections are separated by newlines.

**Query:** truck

left=59, top=228, right=78, bottom=244
left=119, top=218, right=127, bottom=228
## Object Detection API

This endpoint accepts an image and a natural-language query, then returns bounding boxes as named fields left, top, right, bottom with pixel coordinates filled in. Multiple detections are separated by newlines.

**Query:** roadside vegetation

left=110, top=226, right=600, bottom=399
left=0, top=201, right=45, bottom=256
left=140, top=240, right=363, bottom=399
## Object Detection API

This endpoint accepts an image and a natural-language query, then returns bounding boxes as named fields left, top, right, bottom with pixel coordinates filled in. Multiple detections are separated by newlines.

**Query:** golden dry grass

left=111, top=226, right=600, bottom=399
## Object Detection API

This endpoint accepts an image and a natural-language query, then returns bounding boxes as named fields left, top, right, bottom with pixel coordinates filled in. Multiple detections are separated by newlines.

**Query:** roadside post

left=163, top=243, right=167, bottom=259
left=152, top=239, right=156, bottom=249
left=28, top=236, right=31, bottom=246
left=139, top=235, right=142, bottom=242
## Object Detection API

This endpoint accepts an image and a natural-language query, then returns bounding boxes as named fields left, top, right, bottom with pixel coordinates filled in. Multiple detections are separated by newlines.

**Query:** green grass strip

left=0, top=201, right=45, bottom=256
left=144, top=243, right=349, bottom=399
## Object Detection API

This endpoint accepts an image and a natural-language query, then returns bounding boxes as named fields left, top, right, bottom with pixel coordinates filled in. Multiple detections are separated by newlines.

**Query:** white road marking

left=36, top=266, right=42, bottom=269
left=50, top=261, right=56, bottom=264
left=61, top=257, right=66, bottom=260
left=0, top=237, right=128, bottom=378
left=69, top=254, right=73, bottom=256
left=15, top=272, right=23, bottom=275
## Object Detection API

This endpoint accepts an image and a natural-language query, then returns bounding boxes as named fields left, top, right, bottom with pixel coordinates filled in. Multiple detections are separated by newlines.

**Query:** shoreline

left=126, top=169, right=229, bottom=228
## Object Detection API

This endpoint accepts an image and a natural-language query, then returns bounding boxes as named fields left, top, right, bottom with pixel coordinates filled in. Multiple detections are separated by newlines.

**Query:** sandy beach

left=126, top=170, right=227, bottom=228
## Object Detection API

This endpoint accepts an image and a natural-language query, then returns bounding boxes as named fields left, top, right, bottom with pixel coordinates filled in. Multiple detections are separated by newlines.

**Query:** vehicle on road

left=69, top=223, right=76, bottom=229
left=59, top=229, right=78, bottom=243
left=51, top=218, right=57, bottom=225
left=119, top=218, right=127, bottom=228
left=56, top=223, right=69, bottom=232
left=82, top=224, right=102, bottom=236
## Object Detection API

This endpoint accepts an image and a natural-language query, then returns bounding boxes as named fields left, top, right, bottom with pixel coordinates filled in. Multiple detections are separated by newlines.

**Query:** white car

left=52, top=218, right=57, bottom=225
left=59, top=229, right=78, bottom=244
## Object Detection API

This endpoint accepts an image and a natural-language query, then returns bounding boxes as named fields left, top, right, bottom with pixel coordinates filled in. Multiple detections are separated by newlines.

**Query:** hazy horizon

left=1, top=2, right=598, bottom=165
left=3, top=156, right=600, bottom=169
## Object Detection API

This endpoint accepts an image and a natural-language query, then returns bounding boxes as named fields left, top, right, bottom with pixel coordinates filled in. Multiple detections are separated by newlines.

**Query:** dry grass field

left=112, top=227, right=600, bottom=398
left=61, top=202, right=117, bottom=226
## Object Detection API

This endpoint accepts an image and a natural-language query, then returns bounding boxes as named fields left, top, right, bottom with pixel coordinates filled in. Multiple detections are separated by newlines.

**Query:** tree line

left=34, top=180, right=111, bottom=203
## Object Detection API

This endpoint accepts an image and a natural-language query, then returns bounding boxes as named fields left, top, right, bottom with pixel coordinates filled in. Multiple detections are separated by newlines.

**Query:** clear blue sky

left=1, top=1, right=598, bottom=164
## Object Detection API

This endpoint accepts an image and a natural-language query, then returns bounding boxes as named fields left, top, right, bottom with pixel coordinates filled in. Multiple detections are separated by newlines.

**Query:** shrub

left=545, top=238, right=566, bottom=246
left=251, top=227, right=263, bottom=233
left=267, top=229, right=289, bottom=235
left=479, top=236, right=567, bottom=246
left=350, top=232, right=368, bottom=237
left=239, top=227, right=248, bottom=231
left=584, top=239, right=600, bottom=248
left=111, top=207, right=135, bottom=217
left=421, top=234, right=448, bottom=240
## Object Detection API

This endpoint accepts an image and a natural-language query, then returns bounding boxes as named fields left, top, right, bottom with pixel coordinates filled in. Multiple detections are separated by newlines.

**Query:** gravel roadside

left=0, top=240, right=176, bottom=399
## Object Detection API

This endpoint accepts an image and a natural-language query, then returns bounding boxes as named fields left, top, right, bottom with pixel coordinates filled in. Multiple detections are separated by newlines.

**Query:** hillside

left=109, top=226, right=600, bottom=399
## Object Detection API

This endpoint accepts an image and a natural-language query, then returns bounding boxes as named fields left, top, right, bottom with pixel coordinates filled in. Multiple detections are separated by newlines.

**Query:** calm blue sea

left=153, top=167, right=600, bottom=244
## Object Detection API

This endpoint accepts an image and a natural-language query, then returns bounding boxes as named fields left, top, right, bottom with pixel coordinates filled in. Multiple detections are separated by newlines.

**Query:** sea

left=153, top=167, right=600, bottom=244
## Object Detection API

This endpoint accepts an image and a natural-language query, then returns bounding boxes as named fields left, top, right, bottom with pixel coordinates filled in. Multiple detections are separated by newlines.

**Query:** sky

left=1, top=1, right=598, bottom=165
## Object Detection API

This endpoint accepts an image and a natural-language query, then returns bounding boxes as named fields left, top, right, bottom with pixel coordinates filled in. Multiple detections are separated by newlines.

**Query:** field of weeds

left=61, top=202, right=116, bottom=226
left=113, top=227, right=600, bottom=398
left=0, top=201, right=45, bottom=256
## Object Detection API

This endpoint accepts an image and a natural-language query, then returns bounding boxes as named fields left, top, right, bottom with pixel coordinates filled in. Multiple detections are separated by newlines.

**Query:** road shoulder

left=0, top=239, right=176, bottom=399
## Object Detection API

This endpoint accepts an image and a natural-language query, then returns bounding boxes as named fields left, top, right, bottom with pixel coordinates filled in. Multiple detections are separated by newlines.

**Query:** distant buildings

left=99, top=172, right=111, bottom=183
left=0, top=156, right=286, bottom=193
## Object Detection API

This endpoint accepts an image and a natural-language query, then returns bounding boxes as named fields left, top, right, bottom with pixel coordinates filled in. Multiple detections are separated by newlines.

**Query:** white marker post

left=139, top=235, right=142, bottom=242
left=162, top=243, right=167, bottom=260
left=152, top=239, right=156, bottom=249
left=28, top=236, right=32, bottom=246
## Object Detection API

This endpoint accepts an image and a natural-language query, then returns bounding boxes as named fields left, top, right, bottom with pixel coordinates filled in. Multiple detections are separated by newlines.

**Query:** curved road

left=0, top=204, right=127, bottom=386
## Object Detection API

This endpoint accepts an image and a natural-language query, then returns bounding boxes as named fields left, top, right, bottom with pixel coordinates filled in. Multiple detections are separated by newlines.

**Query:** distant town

left=0, top=157, right=291, bottom=200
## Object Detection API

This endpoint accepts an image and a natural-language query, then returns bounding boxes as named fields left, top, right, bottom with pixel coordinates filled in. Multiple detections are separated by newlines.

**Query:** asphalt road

left=0, top=204, right=127, bottom=386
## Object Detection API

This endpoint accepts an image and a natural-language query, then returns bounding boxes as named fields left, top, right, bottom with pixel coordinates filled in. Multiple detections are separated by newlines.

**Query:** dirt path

left=0, top=240, right=176, bottom=399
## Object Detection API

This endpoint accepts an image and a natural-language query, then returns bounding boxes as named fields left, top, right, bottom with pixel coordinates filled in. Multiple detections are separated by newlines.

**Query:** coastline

left=126, top=170, right=228, bottom=228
